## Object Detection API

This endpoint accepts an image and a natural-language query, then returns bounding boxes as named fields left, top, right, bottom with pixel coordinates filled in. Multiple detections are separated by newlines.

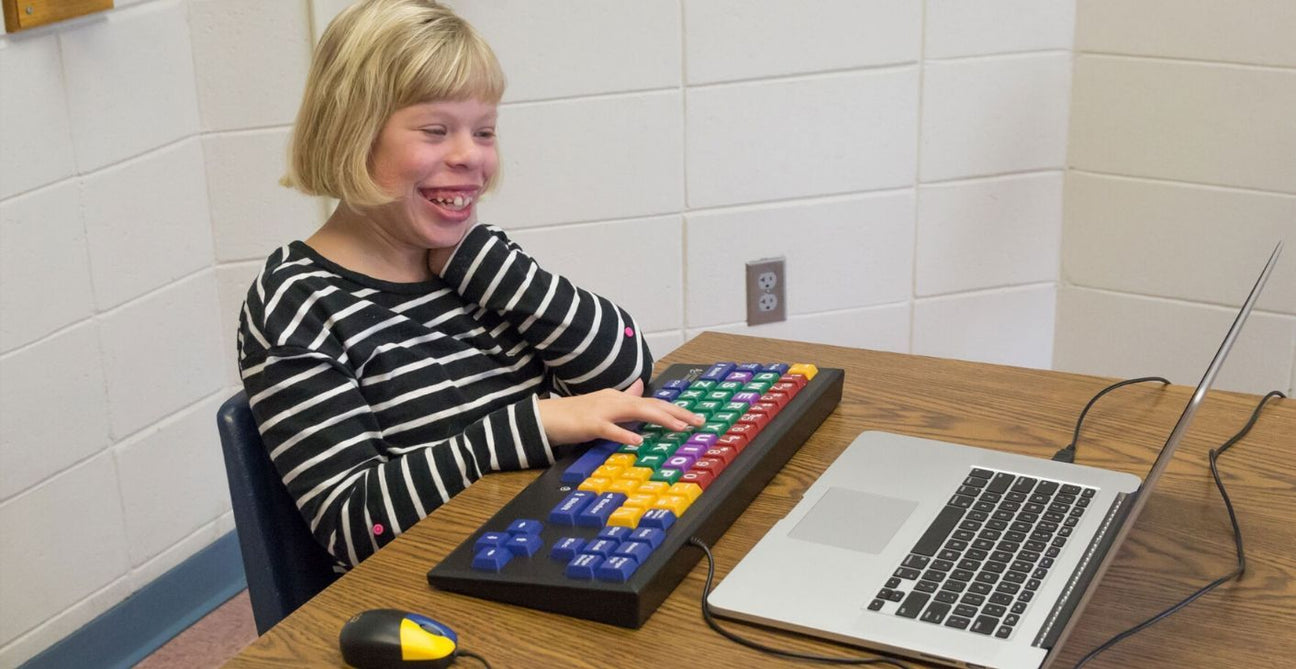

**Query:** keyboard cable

left=1071, top=390, right=1286, bottom=668
left=1052, top=376, right=1172, bottom=463
left=688, top=537, right=913, bottom=667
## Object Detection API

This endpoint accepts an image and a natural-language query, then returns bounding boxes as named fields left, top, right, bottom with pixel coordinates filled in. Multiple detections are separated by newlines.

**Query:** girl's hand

left=536, top=379, right=705, bottom=446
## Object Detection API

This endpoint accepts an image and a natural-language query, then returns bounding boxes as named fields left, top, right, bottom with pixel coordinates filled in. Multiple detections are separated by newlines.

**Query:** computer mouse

left=339, top=609, right=459, bottom=668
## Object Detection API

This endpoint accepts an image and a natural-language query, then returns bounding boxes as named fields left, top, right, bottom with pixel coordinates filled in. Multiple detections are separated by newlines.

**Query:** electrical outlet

left=746, top=257, right=786, bottom=326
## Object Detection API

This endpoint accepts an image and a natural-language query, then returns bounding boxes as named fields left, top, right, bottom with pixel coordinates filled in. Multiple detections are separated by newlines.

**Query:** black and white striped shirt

left=237, top=224, right=653, bottom=568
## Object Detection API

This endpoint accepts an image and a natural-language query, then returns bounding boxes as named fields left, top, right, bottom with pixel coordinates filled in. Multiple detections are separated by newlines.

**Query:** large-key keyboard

left=427, top=362, right=844, bottom=628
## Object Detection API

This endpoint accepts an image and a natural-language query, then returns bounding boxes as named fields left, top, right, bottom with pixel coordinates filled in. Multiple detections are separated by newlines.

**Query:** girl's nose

left=446, top=132, right=482, bottom=168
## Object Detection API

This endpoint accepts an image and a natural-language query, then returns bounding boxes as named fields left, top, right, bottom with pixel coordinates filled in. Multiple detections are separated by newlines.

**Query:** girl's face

left=367, top=99, right=499, bottom=251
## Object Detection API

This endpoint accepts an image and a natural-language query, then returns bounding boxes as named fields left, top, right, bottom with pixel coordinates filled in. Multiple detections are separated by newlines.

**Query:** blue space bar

left=560, top=439, right=622, bottom=484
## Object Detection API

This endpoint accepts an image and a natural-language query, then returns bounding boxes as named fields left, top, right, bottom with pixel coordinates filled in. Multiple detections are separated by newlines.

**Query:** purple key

left=731, top=391, right=762, bottom=405
left=595, top=556, right=640, bottom=582
left=549, top=491, right=596, bottom=525
left=561, top=440, right=621, bottom=484
left=613, top=540, right=654, bottom=564
left=724, top=371, right=754, bottom=384
left=576, top=493, right=627, bottom=527
left=700, top=362, right=737, bottom=382
left=640, top=508, right=677, bottom=530
left=665, top=455, right=696, bottom=471
left=505, top=534, right=543, bottom=557
left=507, top=519, right=543, bottom=535
left=471, top=546, right=513, bottom=572
left=629, top=527, right=666, bottom=549
left=685, top=433, right=719, bottom=449
left=474, top=532, right=508, bottom=553
left=675, top=444, right=707, bottom=459
left=565, top=554, right=602, bottom=579
left=550, top=537, right=586, bottom=561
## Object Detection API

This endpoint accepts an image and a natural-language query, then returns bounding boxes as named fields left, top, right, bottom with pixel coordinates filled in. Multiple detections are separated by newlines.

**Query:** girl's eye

left=476, top=129, right=496, bottom=140
left=422, top=127, right=447, bottom=137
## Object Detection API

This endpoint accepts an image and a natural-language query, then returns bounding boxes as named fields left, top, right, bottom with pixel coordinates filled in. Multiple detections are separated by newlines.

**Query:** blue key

left=653, top=388, right=681, bottom=402
left=507, top=519, right=543, bottom=535
left=560, top=439, right=620, bottom=484
left=584, top=538, right=619, bottom=558
left=597, top=526, right=632, bottom=541
left=549, top=491, right=596, bottom=525
left=595, top=556, right=639, bottom=582
left=763, top=363, right=790, bottom=375
left=474, top=532, right=508, bottom=552
left=700, top=362, right=737, bottom=382
left=662, top=379, right=690, bottom=391
left=565, top=554, right=602, bottom=579
left=629, top=527, right=666, bottom=549
left=550, top=537, right=586, bottom=561
left=639, top=508, right=676, bottom=530
left=736, top=362, right=764, bottom=373
left=576, top=493, right=627, bottom=527
left=471, top=546, right=513, bottom=572
left=613, top=540, right=654, bottom=564
left=505, top=533, right=543, bottom=557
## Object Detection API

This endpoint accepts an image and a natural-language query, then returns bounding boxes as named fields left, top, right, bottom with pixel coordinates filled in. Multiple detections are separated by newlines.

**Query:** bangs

left=397, top=27, right=505, bottom=107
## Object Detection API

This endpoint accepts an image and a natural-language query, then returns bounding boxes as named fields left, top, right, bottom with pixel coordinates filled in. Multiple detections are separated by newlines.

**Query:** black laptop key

left=945, top=615, right=971, bottom=630
left=987, top=472, right=1015, bottom=494
left=954, top=604, right=978, bottom=618
left=868, top=599, right=884, bottom=611
left=896, top=591, right=930, bottom=618
left=886, top=577, right=901, bottom=588
left=1081, top=487, right=1096, bottom=498
left=941, top=580, right=967, bottom=593
left=971, top=615, right=999, bottom=635
left=964, top=475, right=988, bottom=487
left=938, top=548, right=961, bottom=562
left=895, top=567, right=921, bottom=580
left=950, top=494, right=975, bottom=508
left=958, top=485, right=983, bottom=497
left=1011, top=602, right=1027, bottom=614
left=1011, top=477, right=1037, bottom=493
left=902, top=554, right=930, bottom=570
left=935, top=591, right=959, bottom=604
left=995, top=626, right=1013, bottom=639
left=1036, top=480, right=1059, bottom=496
left=911, top=505, right=966, bottom=556
left=970, top=582, right=992, bottom=595
left=1060, top=484, right=1081, bottom=495
left=921, top=602, right=951, bottom=624
left=970, top=468, right=992, bottom=479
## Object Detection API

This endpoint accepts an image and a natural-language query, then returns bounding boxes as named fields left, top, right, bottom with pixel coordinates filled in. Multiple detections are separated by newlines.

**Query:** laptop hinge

left=1033, top=490, right=1135, bottom=649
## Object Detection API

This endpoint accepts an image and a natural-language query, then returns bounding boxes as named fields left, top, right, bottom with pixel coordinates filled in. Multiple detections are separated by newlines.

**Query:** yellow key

left=636, top=481, right=670, bottom=496
left=667, top=482, right=703, bottom=503
left=591, top=464, right=624, bottom=480
left=623, top=493, right=659, bottom=509
left=608, top=506, right=645, bottom=528
left=604, top=453, right=637, bottom=468
left=652, top=494, right=691, bottom=516
left=788, top=363, right=818, bottom=380
left=606, top=479, right=641, bottom=497
left=619, top=466, right=654, bottom=482
left=577, top=476, right=612, bottom=494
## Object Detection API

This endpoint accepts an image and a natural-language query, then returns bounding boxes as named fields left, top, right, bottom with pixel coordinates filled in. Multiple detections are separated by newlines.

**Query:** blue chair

left=217, top=392, right=340, bottom=634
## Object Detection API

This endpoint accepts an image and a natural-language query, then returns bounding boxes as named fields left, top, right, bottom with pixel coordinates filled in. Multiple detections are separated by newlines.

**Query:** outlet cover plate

left=746, top=257, right=786, bottom=326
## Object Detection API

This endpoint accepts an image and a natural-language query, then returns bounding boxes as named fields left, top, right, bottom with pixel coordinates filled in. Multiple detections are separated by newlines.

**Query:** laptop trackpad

left=788, top=487, right=919, bottom=554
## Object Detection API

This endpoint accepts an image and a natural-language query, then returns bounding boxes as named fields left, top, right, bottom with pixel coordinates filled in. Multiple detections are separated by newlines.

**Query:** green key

left=713, top=410, right=742, bottom=426
left=678, top=389, right=707, bottom=401
left=753, top=372, right=781, bottom=384
left=618, top=442, right=642, bottom=455
left=694, top=400, right=724, bottom=414
left=717, top=381, right=744, bottom=393
left=724, top=401, right=749, bottom=415
left=701, top=421, right=729, bottom=435
left=661, top=431, right=691, bottom=446
left=651, top=468, right=683, bottom=485
left=646, top=442, right=678, bottom=457
left=706, top=390, right=733, bottom=403
left=672, top=399, right=695, bottom=411
left=744, top=381, right=772, bottom=394
left=635, top=454, right=666, bottom=469
left=688, top=379, right=716, bottom=392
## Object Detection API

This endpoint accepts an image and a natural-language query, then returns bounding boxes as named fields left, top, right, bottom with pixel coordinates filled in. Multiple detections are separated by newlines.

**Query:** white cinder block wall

left=1058, top=0, right=1296, bottom=395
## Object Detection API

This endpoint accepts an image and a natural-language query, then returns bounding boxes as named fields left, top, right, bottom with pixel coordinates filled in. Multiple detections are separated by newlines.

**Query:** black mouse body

left=339, top=609, right=459, bottom=668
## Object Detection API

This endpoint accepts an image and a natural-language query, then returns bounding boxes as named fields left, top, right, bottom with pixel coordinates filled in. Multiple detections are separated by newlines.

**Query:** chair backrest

left=216, top=391, right=340, bottom=634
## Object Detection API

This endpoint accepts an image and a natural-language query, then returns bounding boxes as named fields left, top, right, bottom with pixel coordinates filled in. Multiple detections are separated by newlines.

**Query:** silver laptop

left=709, top=242, right=1282, bottom=669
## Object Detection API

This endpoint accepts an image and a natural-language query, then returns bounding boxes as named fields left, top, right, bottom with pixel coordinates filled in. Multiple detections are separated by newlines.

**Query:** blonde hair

left=283, top=0, right=505, bottom=207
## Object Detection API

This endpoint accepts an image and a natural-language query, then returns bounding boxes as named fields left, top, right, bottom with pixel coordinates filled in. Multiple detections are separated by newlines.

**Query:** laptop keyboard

left=868, top=468, right=1095, bottom=640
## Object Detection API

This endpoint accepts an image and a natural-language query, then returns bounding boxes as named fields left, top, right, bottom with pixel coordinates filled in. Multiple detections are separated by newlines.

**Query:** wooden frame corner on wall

left=4, top=0, right=113, bottom=33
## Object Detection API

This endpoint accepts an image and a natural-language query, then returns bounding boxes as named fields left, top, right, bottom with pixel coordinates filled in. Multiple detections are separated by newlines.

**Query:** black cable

left=1071, top=390, right=1286, bottom=668
left=1053, top=377, right=1172, bottom=463
left=456, top=648, right=492, bottom=668
left=688, top=537, right=913, bottom=667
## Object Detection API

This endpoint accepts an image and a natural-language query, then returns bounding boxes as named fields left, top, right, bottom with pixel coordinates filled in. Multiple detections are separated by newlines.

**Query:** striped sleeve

left=238, top=261, right=553, bottom=568
left=441, top=224, right=654, bottom=395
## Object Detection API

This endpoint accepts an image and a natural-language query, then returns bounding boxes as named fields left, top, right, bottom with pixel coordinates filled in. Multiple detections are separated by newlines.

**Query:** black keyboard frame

left=427, top=363, right=845, bottom=628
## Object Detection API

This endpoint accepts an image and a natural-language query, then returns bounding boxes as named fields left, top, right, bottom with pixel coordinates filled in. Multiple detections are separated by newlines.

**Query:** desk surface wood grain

left=226, top=332, right=1296, bottom=668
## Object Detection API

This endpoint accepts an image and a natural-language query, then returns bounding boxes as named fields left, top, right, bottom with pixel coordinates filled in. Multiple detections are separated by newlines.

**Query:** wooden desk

left=227, top=332, right=1295, bottom=668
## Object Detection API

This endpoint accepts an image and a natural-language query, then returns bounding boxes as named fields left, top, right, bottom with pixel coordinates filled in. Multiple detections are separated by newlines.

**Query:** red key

left=778, top=374, right=808, bottom=390
left=763, top=391, right=791, bottom=408
left=680, top=469, right=714, bottom=489
left=704, top=445, right=738, bottom=465
left=770, top=382, right=800, bottom=397
left=693, top=457, right=727, bottom=477
left=716, top=433, right=749, bottom=452
left=726, top=423, right=757, bottom=440
left=737, top=412, right=770, bottom=431
left=752, top=400, right=781, bottom=417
